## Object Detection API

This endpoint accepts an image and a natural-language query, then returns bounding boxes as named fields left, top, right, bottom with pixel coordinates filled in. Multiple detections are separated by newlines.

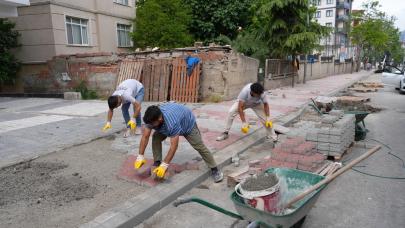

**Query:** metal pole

left=303, top=0, right=309, bottom=84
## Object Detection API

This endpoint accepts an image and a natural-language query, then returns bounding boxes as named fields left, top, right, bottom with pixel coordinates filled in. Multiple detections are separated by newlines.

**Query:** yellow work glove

left=241, top=123, right=250, bottom=134
left=265, top=117, right=273, bottom=128
left=102, top=122, right=111, bottom=131
left=134, top=154, right=146, bottom=169
left=153, top=162, right=169, bottom=179
left=127, top=119, right=136, bottom=130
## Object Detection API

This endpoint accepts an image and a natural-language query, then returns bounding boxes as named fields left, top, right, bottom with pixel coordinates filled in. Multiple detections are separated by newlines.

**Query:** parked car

left=381, top=65, right=405, bottom=94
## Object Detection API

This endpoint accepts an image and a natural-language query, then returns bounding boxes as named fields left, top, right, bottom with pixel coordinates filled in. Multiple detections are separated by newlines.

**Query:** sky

left=352, top=0, right=405, bottom=31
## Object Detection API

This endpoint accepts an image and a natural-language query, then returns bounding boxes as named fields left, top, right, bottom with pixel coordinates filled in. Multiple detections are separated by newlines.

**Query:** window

left=117, top=24, right=132, bottom=47
left=327, top=0, right=333, bottom=4
left=65, top=16, right=89, bottom=45
left=315, top=11, right=321, bottom=18
left=325, top=22, right=332, bottom=27
left=326, top=10, right=333, bottom=17
left=114, top=0, right=129, bottom=6
left=316, top=0, right=321, bottom=5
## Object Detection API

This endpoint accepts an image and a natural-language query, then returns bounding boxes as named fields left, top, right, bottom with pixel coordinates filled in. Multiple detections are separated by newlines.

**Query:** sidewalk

left=82, top=70, right=372, bottom=227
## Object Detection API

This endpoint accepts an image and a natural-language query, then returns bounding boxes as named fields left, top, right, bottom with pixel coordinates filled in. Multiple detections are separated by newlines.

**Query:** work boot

left=216, top=132, right=229, bottom=141
left=211, top=169, right=224, bottom=183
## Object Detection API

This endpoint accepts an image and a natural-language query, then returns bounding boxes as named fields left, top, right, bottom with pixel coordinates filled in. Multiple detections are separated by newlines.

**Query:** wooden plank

left=161, top=60, right=170, bottom=102
left=314, top=162, right=330, bottom=174
left=194, top=63, right=202, bottom=102
left=174, top=59, right=180, bottom=102
left=155, top=60, right=162, bottom=101
left=143, top=61, right=151, bottom=101
left=189, top=64, right=195, bottom=103
left=181, top=62, right=187, bottom=102
left=151, top=61, right=157, bottom=101
left=170, top=58, right=178, bottom=101
left=185, top=60, right=191, bottom=103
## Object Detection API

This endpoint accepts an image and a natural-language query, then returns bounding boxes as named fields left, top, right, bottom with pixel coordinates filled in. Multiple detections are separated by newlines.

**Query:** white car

left=381, top=66, right=405, bottom=94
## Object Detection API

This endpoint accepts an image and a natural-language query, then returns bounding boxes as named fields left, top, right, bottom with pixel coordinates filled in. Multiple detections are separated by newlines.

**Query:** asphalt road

left=305, top=74, right=405, bottom=228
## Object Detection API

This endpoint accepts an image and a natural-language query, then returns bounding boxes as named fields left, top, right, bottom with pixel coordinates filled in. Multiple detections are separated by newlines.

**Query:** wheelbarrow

left=174, top=167, right=326, bottom=228
left=173, top=146, right=381, bottom=228
left=344, top=111, right=369, bottom=141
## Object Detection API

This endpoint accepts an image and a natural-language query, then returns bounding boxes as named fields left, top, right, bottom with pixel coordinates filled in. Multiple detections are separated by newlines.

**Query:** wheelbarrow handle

left=173, top=198, right=194, bottom=207
left=173, top=197, right=244, bottom=220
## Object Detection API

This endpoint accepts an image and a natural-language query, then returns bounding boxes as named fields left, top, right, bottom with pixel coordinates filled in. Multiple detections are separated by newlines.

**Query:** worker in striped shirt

left=134, top=103, right=224, bottom=183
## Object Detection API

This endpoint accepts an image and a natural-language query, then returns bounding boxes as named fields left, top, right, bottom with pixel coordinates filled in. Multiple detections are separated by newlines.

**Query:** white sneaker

left=216, top=133, right=229, bottom=141
left=123, top=129, right=131, bottom=138
left=135, top=128, right=142, bottom=135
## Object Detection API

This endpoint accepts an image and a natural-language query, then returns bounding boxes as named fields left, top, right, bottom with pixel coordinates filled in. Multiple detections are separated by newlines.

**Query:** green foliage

left=0, top=19, right=20, bottom=85
left=351, top=0, right=404, bottom=64
left=184, top=0, right=253, bottom=43
left=74, top=81, right=98, bottom=100
left=232, top=29, right=269, bottom=63
left=132, top=0, right=193, bottom=49
left=249, top=0, right=330, bottom=58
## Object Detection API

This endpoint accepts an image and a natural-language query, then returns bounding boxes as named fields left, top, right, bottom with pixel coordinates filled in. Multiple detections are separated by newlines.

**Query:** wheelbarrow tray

left=344, top=110, right=369, bottom=123
left=231, top=167, right=326, bottom=228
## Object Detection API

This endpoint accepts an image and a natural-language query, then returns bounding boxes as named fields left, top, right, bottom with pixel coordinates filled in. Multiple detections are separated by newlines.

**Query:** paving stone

left=322, top=115, right=339, bottom=124
left=317, top=134, right=330, bottom=143
left=330, top=128, right=344, bottom=136
left=306, top=132, right=318, bottom=141
left=248, top=159, right=261, bottom=167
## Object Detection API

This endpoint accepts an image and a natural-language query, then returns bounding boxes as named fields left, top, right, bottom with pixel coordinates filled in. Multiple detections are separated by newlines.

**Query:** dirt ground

left=0, top=134, right=146, bottom=228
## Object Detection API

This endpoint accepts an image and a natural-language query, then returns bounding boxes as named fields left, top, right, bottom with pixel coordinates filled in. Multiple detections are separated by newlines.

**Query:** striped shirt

left=152, top=103, right=196, bottom=137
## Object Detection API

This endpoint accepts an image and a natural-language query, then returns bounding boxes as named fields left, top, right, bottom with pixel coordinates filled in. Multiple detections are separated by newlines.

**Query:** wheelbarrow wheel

left=291, top=216, right=306, bottom=228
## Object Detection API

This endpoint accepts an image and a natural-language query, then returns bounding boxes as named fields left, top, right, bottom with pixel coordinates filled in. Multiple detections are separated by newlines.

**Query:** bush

left=74, top=81, right=98, bottom=100
left=0, top=19, right=20, bottom=85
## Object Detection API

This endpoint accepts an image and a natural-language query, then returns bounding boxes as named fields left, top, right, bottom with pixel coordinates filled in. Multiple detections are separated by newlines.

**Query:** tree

left=132, top=0, right=193, bottom=49
left=184, top=0, right=253, bottom=43
left=351, top=1, right=404, bottom=70
left=248, top=0, right=330, bottom=59
left=0, top=19, right=20, bottom=85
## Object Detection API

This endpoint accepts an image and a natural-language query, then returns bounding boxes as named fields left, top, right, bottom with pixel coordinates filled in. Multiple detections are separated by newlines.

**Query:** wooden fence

left=116, top=60, right=144, bottom=85
left=170, top=58, right=201, bottom=103
left=115, top=58, right=201, bottom=102
left=142, top=59, right=171, bottom=102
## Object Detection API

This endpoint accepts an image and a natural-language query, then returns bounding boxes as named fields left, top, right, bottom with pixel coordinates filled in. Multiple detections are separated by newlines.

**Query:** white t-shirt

left=237, top=83, right=268, bottom=108
left=112, top=79, right=143, bottom=104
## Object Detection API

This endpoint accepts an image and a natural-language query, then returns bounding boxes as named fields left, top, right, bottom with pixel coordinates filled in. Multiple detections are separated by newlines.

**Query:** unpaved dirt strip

left=0, top=136, right=146, bottom=228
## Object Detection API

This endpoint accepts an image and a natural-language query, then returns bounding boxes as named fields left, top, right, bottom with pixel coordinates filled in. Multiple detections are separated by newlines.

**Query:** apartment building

left=8, top=0, right=135, bottom=63
left=313, top=0, right=353, bottom=60
left=0, top=0, right=30, bottom=17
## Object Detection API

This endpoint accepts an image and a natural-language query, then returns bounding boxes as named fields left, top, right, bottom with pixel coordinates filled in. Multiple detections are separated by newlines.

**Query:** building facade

left=313, top=0, right=353, bottom=60
left=0, top=0, right=30, bottom=17
left=8, top=0, right=135, bottom=63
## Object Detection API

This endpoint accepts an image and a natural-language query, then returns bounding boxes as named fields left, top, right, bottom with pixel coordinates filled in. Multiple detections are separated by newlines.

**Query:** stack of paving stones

left=288, top=110, right=355, bottom=158
left=117, top=155, right=200, bottom=187
left=247, top=137, right=326, bottom=173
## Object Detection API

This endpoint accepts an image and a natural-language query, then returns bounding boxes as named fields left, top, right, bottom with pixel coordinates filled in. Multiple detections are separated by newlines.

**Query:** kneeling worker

left=134, top=103, right=224, bottom=183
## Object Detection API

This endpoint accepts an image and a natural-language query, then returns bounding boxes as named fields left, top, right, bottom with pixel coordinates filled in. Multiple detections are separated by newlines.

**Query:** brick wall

left=6, top=47, right=260, bottom=101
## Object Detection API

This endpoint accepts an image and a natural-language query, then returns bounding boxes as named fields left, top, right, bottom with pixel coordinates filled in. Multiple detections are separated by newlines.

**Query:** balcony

left=336, top=2, right=350, bottom=9
left=336, top=15, right=349, bottom=22
left=336, top=27, right=348, bottom=34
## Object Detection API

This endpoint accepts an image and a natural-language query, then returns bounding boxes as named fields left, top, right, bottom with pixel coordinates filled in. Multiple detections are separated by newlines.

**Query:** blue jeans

left=121, top=88, right=144, bottom=128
